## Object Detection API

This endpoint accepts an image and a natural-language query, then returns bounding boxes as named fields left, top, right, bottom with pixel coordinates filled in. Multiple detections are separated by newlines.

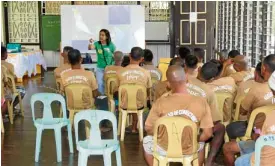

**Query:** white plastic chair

left=74, top=110, right=122, bottom=166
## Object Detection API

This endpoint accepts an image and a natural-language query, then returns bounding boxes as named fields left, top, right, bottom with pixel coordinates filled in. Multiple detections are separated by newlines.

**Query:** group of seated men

left=53, top=45, right=275, bottom=166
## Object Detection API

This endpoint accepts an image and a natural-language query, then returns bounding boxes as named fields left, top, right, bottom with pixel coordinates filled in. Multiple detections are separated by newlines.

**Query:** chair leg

left=120, top=111, right=128, bottom=141
left=78, top=152, right=84, bottom=166
left=18, top=93, right=24, bottom=116
left=35, top=129, right=43, bottom=162
left=69, top=110, right=75, bottom=129
left=138, top=112, right=144, bottom=142
left=153, top=158, right=158, bottom=166
left=103, top=151, right=112, bottom=166
left=115, top=146, right=122, bottom=166
left=79, top=153, right=88, bottom=166
left=67, top=124, right=74, bottom=153
left=54, top=128, right=62, bottom=162
left=117, top=111, right=122, bottom=136
left=7, top=102, right=13, bottom=124
left=1, top=115, right=4, bottom=133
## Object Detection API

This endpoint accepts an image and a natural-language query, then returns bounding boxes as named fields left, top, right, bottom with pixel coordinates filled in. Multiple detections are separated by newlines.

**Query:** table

left=7, top=51, right=47, bottom=82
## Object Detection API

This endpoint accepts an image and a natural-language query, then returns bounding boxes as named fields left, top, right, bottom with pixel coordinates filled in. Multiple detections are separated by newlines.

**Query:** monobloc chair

left=105, top=76, right=118, bottom=100
left=233, top=94, right=246, bottom=121
left=255, top=134, right=275, bottom=166
left=64, top=84, right=95, bottom=127
left=158, top=58, right=171, bottom=81
left=215, top=92, right=234, bottom=142
left=31, top=93, right=74, bottom=162
left=3, top=66, right=24, bottom=124
left=239, top=105, right=275, bottom=141
left=117, top=83, right=147, bottom=142
left=74, top=110, right=122, bottom=166
left=153, top=116, right=199, bottom=166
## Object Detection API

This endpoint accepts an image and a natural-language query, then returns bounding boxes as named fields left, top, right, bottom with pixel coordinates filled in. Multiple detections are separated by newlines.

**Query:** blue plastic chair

left=255, top=134, right=275, bottom=166
left=31, top=93, right=74, bottom=162
left=74, top=110, right=122, bottom=166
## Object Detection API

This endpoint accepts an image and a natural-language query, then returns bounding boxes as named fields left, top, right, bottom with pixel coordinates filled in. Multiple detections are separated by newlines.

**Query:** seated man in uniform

left=143, top=65, right=213, bottom=166
left=142, top=49, right=162, bottom=82
left=1, top=46, right=25, bottom=113
left=194, top=47, right=205, bottom=67
left=234, top=62, right=265, bottom=116
left=226, top=54, right=275, bottom=141
left=104, top=51, right=123, bottom=95
left=117, top=47, right=152, bottom=133
left=61, top=49, right=100, bottom=108
left=54, top=46, right=73, bottom=79
left=188, top=65, right=225, bottom=166
left=185, top=54, right=200, bottom=78
left=224, top=69, right=275, bottom=166
left=222, top=50, right=240, bottom=77
left=199, top=60, right=237, bottom=122
left=223, top=54, right=275, bottom=166
left=229, top=55, right=254, bottom=85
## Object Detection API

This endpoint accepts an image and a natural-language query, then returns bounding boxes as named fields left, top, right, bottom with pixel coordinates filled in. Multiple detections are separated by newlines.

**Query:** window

left=140, top=1, right=170, bottom=21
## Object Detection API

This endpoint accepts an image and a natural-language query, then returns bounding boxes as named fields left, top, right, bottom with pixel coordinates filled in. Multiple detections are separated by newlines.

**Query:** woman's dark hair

left=99, top=29, right=111, bottom=45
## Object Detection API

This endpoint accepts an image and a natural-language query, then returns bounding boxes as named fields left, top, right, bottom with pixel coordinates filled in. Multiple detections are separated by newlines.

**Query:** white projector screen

left=61, top=5, right=145, bottom=53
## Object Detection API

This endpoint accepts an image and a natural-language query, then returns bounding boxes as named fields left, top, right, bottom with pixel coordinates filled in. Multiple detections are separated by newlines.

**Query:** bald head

left=166, top=65, right=187, bottom=83
left=233, top=55, right=248, bottom=71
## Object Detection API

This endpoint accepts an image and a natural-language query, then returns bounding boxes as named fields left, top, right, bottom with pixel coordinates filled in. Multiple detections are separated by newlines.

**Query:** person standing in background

left=88, top=29, right=116, bottom=94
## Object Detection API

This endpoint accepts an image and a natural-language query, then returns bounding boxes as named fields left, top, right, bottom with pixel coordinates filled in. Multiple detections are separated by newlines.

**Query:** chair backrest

left=158, top=58, right=171, bottom=81
left=74, top=110, right=118, bottom=146
left=30, top=93, right=67, bottom=122
left=244, top=105, right=275, bottom=139
left=215, top=92, right=234, bottom=122
left=153, top=116, right=198, bottom=158
left=64, top=84, right=94, bottom=110
left=234, top=94, right=246, bottom=121
left=118, top=83, right=147, bottom=110
left=255, top=134, right=275, bottom=166
left=106, top=77, right=118, bottom=99
left=2, top=66, right=16, bottom=93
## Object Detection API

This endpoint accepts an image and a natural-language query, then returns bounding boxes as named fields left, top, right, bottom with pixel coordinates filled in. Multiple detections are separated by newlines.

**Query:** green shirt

left=94, top=41, right=116, bottom=69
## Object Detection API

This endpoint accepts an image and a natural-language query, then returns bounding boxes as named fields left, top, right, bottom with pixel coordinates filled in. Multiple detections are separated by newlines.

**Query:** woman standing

left=88, top=29, right=116, bottom=94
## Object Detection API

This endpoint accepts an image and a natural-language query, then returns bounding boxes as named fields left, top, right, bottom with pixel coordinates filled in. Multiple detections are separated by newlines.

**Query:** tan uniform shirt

left=61, top=69, right=98, bottom=109
left=229, top=69, right=254, bottom=86
left=143, top=64, right=162, bottom=82
left=153, top=81, right=170, bottom=102
left=145, top=93, right=213, bottom=154
left=223, top=64, right=236, bottom=77
left=234, top=80, right=258, bottom=103
left=207, top=77, right=237, bottom=122
left=251, top=110, right=275, bottom=166
left=1, top=60, right=14, bottom=77
left=187, top=77, right=222, bottom=122
left=118, top=64, right=152, bottom=109
left=241, top=82, right=273, bottom=128
left=54, top=63, right=71, bottom=79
